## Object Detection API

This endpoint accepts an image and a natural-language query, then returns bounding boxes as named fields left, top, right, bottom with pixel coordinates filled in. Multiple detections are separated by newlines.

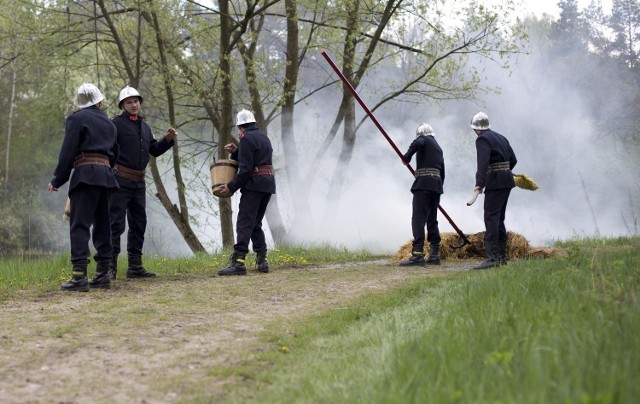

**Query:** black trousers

left=234, top=190, right=271, bottom=255
left=69, top=184, right=112, bottom=265
left=110, top=186, right=146, bottom=256
left=483, top=188, right=512, bottom=243
left=411, top=190, right=441, bottom=249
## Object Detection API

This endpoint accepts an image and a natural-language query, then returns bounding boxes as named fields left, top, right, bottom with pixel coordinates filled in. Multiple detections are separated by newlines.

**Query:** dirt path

left=0, top=260, right=468, bottom=403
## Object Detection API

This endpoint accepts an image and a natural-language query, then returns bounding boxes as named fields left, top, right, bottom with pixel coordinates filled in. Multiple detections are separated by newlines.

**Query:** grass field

left=1, top=238, right=638, bottom=403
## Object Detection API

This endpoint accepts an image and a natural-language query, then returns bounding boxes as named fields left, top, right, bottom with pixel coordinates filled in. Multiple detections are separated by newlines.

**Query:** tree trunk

left=306, top=0, right=400, bottom=201
left=275, top=0, right=312, bottom=243
left=100, top=2, right=207, bottom=254
left=323, top=0, right=360, bottom=219
left=218, top=0, right=236, bottom=249
left=237, top=18, right=288, bottom=244
left=4, top=60, right=17, bottom=190
left=149, top=10, right=206, bottom=253
left=281, top=0, right=300, bottom=184
left=149, top=158, right=205, bottom=252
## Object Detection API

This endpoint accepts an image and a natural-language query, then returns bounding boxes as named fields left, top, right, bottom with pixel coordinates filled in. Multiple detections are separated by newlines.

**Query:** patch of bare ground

left=0, top=260, right=470, bottom=403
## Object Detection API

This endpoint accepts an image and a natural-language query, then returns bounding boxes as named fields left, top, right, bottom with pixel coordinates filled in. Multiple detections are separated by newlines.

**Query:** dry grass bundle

left=393, top=231, right=558, bottom=262
left=513, top=174, right=539, bottom=191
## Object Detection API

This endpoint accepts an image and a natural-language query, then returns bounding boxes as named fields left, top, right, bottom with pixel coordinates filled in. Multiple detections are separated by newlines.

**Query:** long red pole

left=321, top=50, right=470, bottom=246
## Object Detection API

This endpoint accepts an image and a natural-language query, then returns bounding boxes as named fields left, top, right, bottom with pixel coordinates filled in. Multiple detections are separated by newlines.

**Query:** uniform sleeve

left=227, top=136, right=255, bottom=193
left=111, top=140, right=120, bottom=167
left=509, top=143, right=517, bottom=170
left=51, top=114, right=82, bottom=189
left=403, top=138, right=420, bottom=163
left=475, top=136, right=491, bottom=188
left=149, top=136, right=174, bottom=157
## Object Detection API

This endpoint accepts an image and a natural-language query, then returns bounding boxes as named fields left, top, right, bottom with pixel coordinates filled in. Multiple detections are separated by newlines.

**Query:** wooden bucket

left=63, top=197, right=71, bottom=221
left=210, top=159, right=238, bottom=197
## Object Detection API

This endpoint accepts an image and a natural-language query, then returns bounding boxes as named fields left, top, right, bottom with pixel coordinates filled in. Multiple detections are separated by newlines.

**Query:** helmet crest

left=416, top=123, right=434, bottom=137
left=236, top=109, right=256, bottom=126
left=118, top=86, right=143, bottom=109
left=76, top=83, right=104, bottom=109
left=470, top=112, right=490, bottom=130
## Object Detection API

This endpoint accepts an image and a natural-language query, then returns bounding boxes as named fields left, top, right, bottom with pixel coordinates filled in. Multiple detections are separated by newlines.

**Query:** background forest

left=0, top=0, right=638, bottom=257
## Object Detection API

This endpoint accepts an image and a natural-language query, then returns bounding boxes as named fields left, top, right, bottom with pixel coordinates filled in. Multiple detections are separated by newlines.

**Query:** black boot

left=425, top=243, right=441, bottom=266
left=126, top=254, right=156, bottom=278
left=218, top=252, right=247, bottom=276
left=473, top=241, right=499, bottom=270
left=88, top=260, right=111, bottom=289
left=497, top=241, right=508, bottom=266
left=256, top=251, right=269, bottom=273
left=108, top=255, right=118, bottom=280
left=400, top=243, right=425, bottom=266
left=61, top=262, right=89, bottom=292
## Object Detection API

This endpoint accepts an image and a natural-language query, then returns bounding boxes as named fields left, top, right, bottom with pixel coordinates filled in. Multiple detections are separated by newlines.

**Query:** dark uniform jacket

left=475, top=129, right=517, bottom=191
left=111, top=112, right=174, bottom=189
left=403, top=134, right=445, bottom=194
left=51, top=106, right=119, bottom=192
left=228, top=124, right=276, bottom=194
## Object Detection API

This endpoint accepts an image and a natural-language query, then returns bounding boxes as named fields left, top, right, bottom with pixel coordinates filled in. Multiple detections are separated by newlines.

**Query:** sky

left=519, top=0, right=612, bottom=18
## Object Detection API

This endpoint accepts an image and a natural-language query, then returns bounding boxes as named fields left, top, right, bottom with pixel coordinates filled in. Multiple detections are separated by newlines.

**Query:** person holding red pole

left=399, top=123, right=445, bottom=266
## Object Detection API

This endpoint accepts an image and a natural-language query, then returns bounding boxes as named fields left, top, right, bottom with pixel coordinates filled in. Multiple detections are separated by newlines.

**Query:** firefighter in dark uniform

left=215, top=109, right=276, bottom=276
left=469, top=112, right=517, bottom=269
left=48, top=83, right=119, bottom=292
left=109, top=86, right=176, bottom=280
left=399, top=123, right=445, bottom=266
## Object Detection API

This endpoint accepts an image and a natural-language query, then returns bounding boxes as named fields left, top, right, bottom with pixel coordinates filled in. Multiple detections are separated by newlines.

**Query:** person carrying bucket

left=215, top=109, right=275, bottom=276
left=48, top=83, right=119, bottom=291
left=399, top=123, right=445, bottom=266
left=98, top=85, right=176, bottom=285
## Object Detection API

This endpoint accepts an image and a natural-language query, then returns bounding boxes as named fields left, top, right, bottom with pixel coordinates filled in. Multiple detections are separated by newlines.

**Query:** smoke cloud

left=140, top=17, right=638, bottom=257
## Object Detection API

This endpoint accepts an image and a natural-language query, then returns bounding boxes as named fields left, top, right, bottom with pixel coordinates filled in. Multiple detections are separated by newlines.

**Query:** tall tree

left=607, top=0, right=640, bottom=68
left=94, top=0, right=206, bottom=253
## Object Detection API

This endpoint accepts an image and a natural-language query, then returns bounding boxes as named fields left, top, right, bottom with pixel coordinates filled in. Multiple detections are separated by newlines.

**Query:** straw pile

left=394, top=231, right=557, bottom=262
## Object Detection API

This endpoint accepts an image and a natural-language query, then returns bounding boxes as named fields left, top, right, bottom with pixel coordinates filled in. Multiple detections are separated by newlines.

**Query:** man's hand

left=223, top=143, right=237, bottom=154
left=467, top=187, right=483, bottom=206
left=164, top=127, right=177, bottom=142
left=47, top=183, right=58, bottom=193
left=215, top=184, right=233, bottom=198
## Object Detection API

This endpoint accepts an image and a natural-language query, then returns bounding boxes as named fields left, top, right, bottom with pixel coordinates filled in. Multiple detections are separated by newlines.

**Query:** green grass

left=0, top=244, right=384, bottom=298
left=229, top=237, right=640, bottom=404
left=3, top=237, right=638, bottom=403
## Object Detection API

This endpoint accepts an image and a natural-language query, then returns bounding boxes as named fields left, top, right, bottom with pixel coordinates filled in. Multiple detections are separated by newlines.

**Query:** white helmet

left=416, top=123, right=434, bottom=137
left=76, top=83, right=104, bottom=109
left=470, top=112, right=490, bottom=130
left=236, top=109, right=256, bottom=126
left=118, top=86, right=143, bottom=109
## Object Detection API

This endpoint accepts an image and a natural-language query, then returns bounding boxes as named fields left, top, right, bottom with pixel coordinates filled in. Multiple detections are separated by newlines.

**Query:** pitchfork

left=321, top=50, right=471, bottom=248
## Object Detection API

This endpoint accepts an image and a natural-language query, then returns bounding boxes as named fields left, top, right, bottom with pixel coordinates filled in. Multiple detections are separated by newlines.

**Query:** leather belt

left=488, top=162, right=511, bottom=173
left=113, top=164, right=146, bottom=182
left=414, top=168, right=440, bottom=178
left=74, top=153, right=110, bottom=168
left=251, top=165, right=274, bottom=176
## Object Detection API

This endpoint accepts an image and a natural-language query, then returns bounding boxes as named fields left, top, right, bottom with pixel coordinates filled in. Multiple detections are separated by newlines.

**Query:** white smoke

left=142, top=12, right=638, bottom=256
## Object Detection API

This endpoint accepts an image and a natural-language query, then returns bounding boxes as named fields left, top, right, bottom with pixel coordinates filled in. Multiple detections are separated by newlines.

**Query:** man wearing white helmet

left=399, top=123, right=445, bottom=266
left=47, top=83, right=119, bottom=291
left=216, top=109, right=275, bottom=276
left=469, top=112, right=517, bottom=269
left=105, top=85, right=176, bottom=282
